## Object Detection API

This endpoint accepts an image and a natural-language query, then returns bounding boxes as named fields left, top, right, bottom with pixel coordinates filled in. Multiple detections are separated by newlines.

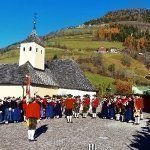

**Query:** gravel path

left=0, top=113, right=149, bottom=150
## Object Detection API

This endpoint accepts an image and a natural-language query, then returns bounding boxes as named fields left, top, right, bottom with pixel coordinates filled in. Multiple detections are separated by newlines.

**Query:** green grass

left=103, top=53, right=149, bottom=77
left=85, top=72, right=116, bottom=94
left=84, top=72, right=115, bottom=86
left=47, top=35, right=124, bottom=50
left=0, top=27, right=149, bottom=86
left=0, top=49, right=19, bottom=63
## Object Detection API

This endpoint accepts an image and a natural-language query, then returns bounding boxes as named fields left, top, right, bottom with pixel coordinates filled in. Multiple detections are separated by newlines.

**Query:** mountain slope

left=84, top=8, right=150, bottom=25
left=0, top=8, right=149, bottom=89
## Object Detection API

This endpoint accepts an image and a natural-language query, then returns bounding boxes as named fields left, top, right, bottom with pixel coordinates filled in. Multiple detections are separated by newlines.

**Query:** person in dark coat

left=115, top=97, right=121, bottom=121
left=109, top=99, right=115, bottom=120
left=0, top=100, right=4, bottom=123
left=11, top=98, right=21, bottom=123
left=3, top=97, right=12, bottom=124
left=46, top=99, right=54, bottom=119
left=40, top=98, right=46, bottom=119
left=125, top=97, right=134, bottom=123
left=101, top=99, right=108, bottom=119
left=54, top=100, right=62, bottom=119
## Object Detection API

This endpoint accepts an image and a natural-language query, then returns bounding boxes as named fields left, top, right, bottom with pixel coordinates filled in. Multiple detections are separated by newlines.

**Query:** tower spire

left=31, top=13, right=37, bottom=36
left=33, top=13, right=37, bottom=30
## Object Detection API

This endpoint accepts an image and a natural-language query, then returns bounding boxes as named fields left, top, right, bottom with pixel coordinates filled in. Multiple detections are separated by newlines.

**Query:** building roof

left=0, top=60, right=96, bottom=91
left=23, top=30, right=44, bottom=46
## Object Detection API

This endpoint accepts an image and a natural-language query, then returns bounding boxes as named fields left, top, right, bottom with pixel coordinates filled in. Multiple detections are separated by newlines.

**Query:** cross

left=33, top=13, right=37, bottom=30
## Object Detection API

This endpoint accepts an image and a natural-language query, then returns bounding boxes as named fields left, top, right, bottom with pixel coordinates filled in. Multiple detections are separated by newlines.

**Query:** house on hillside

left=107, top=47, right=118, bottom=53
left=97, top=46, right=107, bottom=53
left=0, top=19, right=96, bottom=99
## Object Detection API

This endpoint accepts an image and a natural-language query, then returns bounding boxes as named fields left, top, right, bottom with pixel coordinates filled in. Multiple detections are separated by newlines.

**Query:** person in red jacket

left=91, top=95, right=99, bottom=118
left=64, top=94, right=75, bottom=123
left=134, top=95, right=144, bottom=125
left=26, top=98, right=40, bottom=141
left=82, top=95, right=90, bottom=118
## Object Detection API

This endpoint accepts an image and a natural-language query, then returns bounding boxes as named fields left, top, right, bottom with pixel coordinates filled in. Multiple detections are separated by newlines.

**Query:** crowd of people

left=101, top=95, right=144, bottom=124
left=0, top=94, right=144, bottom=141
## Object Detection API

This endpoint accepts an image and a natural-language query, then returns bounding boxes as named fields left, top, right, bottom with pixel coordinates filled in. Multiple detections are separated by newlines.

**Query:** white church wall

left=57, top=88, right=96, bottom=99
left=0, top=85, right=58, bottom=99
left=19, top=42, right=45, bottom=70
left=0, top=85, right=95, bottom=100
left=31, top=86, right=58, bottom=97
left=0, top=85, right=24, bottom=99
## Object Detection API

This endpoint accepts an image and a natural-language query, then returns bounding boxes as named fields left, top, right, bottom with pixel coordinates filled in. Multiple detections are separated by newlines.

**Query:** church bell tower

left=19, top=14, right=45, bottom=70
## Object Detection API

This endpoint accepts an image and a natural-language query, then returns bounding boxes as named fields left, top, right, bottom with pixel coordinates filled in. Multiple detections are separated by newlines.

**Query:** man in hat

left=114, top=96, right=121, bottom=121
left=3, top=97, right=12, bottom=124
left=54, top=96, right=62, bottom=119
left=82, top=95, right=90, bottom=118
left=73, top=96, right=81, bottom=118
left=120, top=96, right=128, bottom=122
left=134, top=96, right=144, bottom=125
left=64, top=94, right=75, bottom=123
left=91, top=95, right=99, bottom=118
left=0, top=99, right=4, bottom=123
left=26, top=97, right=40, bottom=141
left=11, top=97, right=21, bottom=123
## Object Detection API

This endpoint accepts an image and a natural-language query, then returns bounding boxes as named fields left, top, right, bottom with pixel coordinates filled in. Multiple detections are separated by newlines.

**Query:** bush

left=115, top=80, right=132, bottom=95
left=91, top=53, right=103, bottom=66
left=108, top=64, right=116, bottom=77
left=121, top=54, right=132, bottom=67
left=52, top=54, right=58, bottom=60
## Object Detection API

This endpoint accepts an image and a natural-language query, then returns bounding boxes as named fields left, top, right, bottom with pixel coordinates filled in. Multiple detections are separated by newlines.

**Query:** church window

left=41, top=50, right=42, bottom=54
left=23, top=47, right=25, bottom=51
left=36, top=48, right=38, bottom=52
left=29, top=46, right=32, bottom=51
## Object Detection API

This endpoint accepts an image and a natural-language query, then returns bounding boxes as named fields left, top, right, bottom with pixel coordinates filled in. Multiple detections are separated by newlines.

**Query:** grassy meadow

left=0, top=27, right=149, bottom=90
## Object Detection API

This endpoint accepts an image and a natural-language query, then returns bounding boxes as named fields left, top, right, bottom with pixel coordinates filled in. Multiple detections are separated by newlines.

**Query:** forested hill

left=84, top=9, right=150, bottom=25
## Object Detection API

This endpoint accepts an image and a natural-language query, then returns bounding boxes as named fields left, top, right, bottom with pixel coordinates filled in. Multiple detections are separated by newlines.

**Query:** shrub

left=121, top=54, right=132, bottom=67
left=115, top=80, right=132, bottom=95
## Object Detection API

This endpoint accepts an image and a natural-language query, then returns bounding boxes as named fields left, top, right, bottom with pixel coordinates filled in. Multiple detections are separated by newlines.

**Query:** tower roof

left=23, top=14, right=44, bottom=46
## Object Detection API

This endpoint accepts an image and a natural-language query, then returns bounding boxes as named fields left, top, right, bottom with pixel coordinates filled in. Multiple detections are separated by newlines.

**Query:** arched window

left=29, top=47, right=32, bottom=51
left=36, top=48, right=38, bottom=52
left=23, top=47, right=25, bottom=51
left=41, top=50, right=42, bottom=54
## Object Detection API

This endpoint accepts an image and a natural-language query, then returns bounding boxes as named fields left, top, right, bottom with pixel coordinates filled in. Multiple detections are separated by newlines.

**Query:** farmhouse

left=0, top=21, right=96, bottom=99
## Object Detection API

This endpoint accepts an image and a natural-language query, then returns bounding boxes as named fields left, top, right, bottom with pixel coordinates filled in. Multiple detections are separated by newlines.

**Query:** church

left=0, top=18, right=96, bottom=99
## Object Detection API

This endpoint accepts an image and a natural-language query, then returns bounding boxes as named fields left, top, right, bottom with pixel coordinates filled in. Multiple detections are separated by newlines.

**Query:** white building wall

left=31, top=86, right=58, bottom=97
left=0, top=85, right=24, bottom=99
left=0, top=85, right=95, bottom=100
left=19, top=42, right=45, bottom=70
left=57, top=88, right=96, bottom=99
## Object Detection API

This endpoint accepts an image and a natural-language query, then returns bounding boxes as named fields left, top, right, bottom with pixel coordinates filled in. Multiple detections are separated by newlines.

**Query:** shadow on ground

left=129, top=121, right=150, bottom=150
left=35, top=124, right=48, bottom=139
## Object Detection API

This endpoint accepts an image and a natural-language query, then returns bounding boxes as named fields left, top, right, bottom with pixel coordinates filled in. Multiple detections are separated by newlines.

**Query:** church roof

left=0, top=60, right=96, bottom=91
left=23, top=30, right=44, bottom=46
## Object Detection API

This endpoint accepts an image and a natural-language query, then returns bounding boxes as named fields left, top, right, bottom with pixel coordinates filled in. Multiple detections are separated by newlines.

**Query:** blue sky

left=0, top=0, right=150, bottom=48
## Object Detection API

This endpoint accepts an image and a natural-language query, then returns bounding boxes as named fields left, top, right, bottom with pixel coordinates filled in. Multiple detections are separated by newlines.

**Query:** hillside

left=0, top=28, right=149, bottom=86
left=0, top=8, right=150, bottom=95
left=84, top=8, right=150, bottom=25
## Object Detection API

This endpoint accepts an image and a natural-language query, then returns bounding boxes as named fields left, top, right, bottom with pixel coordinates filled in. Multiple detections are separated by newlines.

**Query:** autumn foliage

left=98, top=26, right=120, bottom=41
left=115, top=80, right=132, bottom=95
left=124, top=36, right=148, bottom=51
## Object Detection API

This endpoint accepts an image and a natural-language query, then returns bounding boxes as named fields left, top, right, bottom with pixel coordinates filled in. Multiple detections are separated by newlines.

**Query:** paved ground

left=0, top=113, right=150, bottom=150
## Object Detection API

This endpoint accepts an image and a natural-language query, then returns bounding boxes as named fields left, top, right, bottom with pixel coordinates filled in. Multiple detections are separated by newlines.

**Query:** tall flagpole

left=26, top=75, right=31, bottom=102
